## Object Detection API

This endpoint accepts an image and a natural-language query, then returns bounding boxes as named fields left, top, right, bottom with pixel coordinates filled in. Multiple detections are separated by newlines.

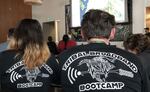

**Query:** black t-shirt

left=57, top=43, right=150, bottom=92
left=0, top=50, right=60, bottom=92
left=137, top=49, right=150, bottom=83
left=47, top=41, right=58, bottom=55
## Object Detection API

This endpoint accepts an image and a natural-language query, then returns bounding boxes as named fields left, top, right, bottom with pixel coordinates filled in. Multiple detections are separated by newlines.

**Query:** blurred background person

left=144, top=27, right=150, bottom=33
left=0, top=28, right=14, bottom=52
left=0, top=19, right=60, bottom=92
left=123, top=33, right=150, bottom=54
left=57, top=34, right=76, bottom=53
left=145, top=32, right=150, bottom=38
left=47, top=36, right=58, bottom=55
left=123, top=33, right=150, bottom=87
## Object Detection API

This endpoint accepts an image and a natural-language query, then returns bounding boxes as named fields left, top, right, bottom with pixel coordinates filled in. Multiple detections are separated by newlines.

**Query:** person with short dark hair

left=47, top=36, right=58, bottom=55
left=0, top=19, right=60, bottom=92
left=7, top=28, right=14, bottom=39
left=123, top=33, right=150, bottom=89
left=145, top=27, right=150, bottom=33
left=0, top=28, right=15, bottom=52
left=123, top=33, right=150, bottom=54
left=57, top=9, right=150, bottom=92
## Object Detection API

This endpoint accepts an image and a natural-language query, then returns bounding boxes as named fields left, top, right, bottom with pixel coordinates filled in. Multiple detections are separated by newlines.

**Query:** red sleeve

left=57, top=41, right=65, bottom=53
left=67, top=40, right=77, bottom=48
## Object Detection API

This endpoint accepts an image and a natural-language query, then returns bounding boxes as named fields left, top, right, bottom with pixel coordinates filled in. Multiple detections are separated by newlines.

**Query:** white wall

left=32, top=0, right=70, bottom=41
left=146, top=0, right=150, bottom=7
left=32, top=0, right=146, bottom=47
left=132, top=0, right=145, bottom=33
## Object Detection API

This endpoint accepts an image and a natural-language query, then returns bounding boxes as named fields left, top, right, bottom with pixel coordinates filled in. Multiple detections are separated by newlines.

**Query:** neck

left=88, top=38, right=110, bottom=45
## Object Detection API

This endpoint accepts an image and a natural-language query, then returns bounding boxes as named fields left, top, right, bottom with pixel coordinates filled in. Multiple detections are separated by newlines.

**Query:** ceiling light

left=24, top=0, right=43, bottom=5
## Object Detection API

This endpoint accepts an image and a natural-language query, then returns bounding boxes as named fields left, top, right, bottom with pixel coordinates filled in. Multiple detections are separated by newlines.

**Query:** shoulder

left=0, top=42, right=8, bottom=52
left=0, top=50, right=17, bottom=57
left=58, top=40, right=64, bottom=43
left=57, top=45, right=85, bottom=59
left=46, top=54, right=59, bottom=65
left=0, top=50, right=20, bottom=69
left=69, top=40, right=76, bottom=43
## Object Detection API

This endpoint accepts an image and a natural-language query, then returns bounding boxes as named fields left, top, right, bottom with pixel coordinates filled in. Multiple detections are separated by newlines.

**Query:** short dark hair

left=48, top=36, right=53, bottom=42
left=8, top=28, right=15, bottom=38
left=123, top=34, right=150, bottom=54
left=81, top=9, right=116, bottom=40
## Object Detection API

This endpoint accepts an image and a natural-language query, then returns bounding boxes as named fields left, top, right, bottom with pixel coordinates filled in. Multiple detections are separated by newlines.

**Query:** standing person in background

left=57, top=34, right=76, bottom=53
left=0, top=28, right=14, bottom=52
left=0, top=19, right=60, bottom=92
left=57, top=9, right=150, bottom=92
left=47, top=36, right=58, bottom=55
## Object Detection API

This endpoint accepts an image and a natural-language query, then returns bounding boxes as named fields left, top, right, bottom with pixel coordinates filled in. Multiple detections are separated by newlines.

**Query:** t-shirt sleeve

left=47, top=55, right=61, bottom=85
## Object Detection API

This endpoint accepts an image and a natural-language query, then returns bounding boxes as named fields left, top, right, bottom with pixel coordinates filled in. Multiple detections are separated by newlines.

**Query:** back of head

left=8, top=28, right=15, bottom=38
left=144, top=27, right=149, bottom=33
left=48, top=36, right=53, bottom=42
left=9, top=18, right=50, bottom=69
left=81, top=9, right=116, bottom=40
left=63, top=34, right=69, bottom=42
left=123, top=34, right=150, bottom=54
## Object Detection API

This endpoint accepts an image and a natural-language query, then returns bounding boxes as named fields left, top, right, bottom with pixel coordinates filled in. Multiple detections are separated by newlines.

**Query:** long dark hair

left=9, top=19, right=50, bottom=69
left=63, top=34, right=69, bottom=49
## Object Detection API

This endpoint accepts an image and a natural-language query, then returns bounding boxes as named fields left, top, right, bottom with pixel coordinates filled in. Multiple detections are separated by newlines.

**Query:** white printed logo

left=67, top=56, right=134, bottom=84
left=62, top=51, right=137, bottom=91
left=6, top=61, right=53, bottom=88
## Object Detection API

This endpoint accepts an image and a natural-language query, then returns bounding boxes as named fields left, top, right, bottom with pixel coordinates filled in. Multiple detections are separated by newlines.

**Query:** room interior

left=0, top=0, right=149, bottom=48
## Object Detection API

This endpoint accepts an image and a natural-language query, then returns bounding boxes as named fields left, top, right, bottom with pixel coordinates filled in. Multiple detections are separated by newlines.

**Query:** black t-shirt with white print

left=0, top=50, right=60, bottom=92
left=57, top=43, right=149, bottom=92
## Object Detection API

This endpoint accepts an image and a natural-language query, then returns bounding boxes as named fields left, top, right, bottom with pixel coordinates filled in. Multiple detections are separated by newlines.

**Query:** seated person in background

left=0, top=28, right=14, bottom=52
left=47, top=36, right=58, bottom=55
left=145, top=27, right=150, bottom=33
left=0, top=19, right=60, bottom=92
left=145, top=32, right=150, bottom=38
left=56, top=9, right=150, bottom=92
left=123, top=33, right=150, bottom=87
left=57, top=34, right=76, bottom=53
left=123, top=33, right=150, bottom=54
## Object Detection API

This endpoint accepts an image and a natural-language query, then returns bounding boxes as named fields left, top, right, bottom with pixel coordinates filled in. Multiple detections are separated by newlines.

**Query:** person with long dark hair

left=0, top=28, right=14, bottom=52
left=57, top=34, right=76, bottom=53
left=0, top=19, right=60, bottom=92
